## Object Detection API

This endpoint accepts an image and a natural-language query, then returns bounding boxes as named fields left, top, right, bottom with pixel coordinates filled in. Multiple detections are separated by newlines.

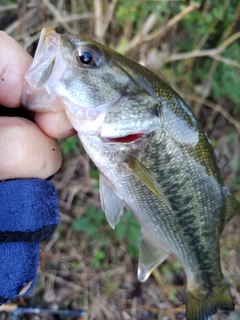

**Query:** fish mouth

left=22, top=28, right=67, bottom=112
left=103, top=133, right=144, bottom=144
left=24, top=28, right=60, bottom=90
left=35, top=28, right=59, bottom=62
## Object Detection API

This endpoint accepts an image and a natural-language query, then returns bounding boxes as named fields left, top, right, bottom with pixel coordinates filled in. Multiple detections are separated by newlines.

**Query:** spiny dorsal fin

left=138, top=228, right=169, bottom=282
left=126, top=155, right=172, bottom=211
left=99, top=174, right=125, bottom=229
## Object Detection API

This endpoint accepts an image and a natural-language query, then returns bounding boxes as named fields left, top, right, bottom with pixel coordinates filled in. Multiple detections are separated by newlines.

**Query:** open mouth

left=23, top=28, right=60, bottom=92
left=35, top=28, right=59, bottom=59
left=105, top=133, right=143, bottom=143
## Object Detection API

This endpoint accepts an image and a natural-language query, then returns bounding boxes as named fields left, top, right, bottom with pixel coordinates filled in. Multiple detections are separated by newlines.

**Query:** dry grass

left=0, top=1, right=240, bottom=319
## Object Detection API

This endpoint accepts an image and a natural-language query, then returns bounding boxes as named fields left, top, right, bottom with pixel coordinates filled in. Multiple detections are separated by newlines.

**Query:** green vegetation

left=72, top=207, right=140, bottom=258
left=60, top=136, right=80, bottom=155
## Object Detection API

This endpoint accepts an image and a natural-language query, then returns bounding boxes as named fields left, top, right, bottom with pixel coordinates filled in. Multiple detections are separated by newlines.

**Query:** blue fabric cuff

left=0, top=178, right=60, bottom=303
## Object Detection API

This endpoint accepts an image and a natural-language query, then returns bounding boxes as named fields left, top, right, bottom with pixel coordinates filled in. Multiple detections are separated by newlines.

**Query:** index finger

left=0, top=31, right=32, bottom=107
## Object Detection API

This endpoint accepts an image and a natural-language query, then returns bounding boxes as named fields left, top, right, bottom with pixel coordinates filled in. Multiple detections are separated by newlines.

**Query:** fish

left=22, top=28, right=240, bottom=320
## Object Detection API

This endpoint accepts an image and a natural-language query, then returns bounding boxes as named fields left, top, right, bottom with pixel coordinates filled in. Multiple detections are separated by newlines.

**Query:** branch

left=12, top=13, right=94, bottom=49
left=94, top=0, right=118, bottom=42
left=158, top=32, right=240, bottom=66
left=183, top=94, right=240, bottom=133
left=41, top=0, right=77, bottom=34
left=124, top=3, right=200, bottom=55
left=213, top=55, right=240, bottom=69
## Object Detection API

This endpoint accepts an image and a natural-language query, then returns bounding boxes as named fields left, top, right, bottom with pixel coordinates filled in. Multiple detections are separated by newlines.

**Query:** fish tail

left=186, top=282, right=234, bottom=320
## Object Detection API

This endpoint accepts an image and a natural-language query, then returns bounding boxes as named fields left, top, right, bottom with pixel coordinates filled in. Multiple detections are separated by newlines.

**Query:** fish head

left=23, top=28, right=162, bottom=141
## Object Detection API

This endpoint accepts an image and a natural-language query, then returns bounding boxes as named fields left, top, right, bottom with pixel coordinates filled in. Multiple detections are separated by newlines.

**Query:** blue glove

left=0, top=178, right=60, bottom=304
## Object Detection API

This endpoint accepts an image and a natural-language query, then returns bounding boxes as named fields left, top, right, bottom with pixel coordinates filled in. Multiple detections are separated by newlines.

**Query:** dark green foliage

left=71, top=206, right=105, bottom=237
left=212, top=44, right=240, bottom=107
left=60, top=136, right=80, bottom=155
left=72, top=207, right=140, bottom=257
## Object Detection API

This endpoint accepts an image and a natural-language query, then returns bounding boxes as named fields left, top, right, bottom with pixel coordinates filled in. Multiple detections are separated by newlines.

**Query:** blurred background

left=0, top=0, right=240, bottom=319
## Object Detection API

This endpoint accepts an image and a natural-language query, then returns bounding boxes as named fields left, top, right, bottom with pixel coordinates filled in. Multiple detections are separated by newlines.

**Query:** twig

left=117, top=12, right=158, bottom=57
left=41, top=0, right=77, bottom=34
left=4, top=1, right=89, bottom=39
left=94, top=0, right=102, bottom=39
left=0, top=304, right=18, bottom=312
left=0, top=4, right=18, bottom=11
left=94, top=0, right=118, bottom=42
left=101, top=0, right=118, bottom=38
left=4, top=8, right=37, bottom=36
left=124, top=2, right=200, bottom=55
left=183, top=94, right=240, bottom=133
left=140, top=13, right=158, bottom=36
left=42, top=271, right=84, bottom=291
left=0, top=3, right=36, bottom=12
left=155, top=32, right=240, bottom=66
left=213, top=55, right=240, bottom=69
left=137, top=303, right=186, bottom=316
left=196, top=0, right=230, bottom=51
left=21, top=32, right=41, bottom=50
left=15, top=13, right=94, bottom=48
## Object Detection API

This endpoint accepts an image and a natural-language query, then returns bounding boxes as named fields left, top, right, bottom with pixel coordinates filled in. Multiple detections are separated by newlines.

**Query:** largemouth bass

left=22, top=28, right=240, bottom=320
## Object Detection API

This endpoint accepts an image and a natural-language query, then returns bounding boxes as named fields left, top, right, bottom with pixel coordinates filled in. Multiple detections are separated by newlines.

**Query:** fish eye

left=76, top=45, right=102, bottom=67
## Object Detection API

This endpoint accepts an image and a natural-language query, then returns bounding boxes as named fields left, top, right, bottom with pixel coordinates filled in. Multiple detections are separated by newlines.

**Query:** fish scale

left=22, top=28, right=240, bottom=320
left=83, top=128, right=220, bottom=290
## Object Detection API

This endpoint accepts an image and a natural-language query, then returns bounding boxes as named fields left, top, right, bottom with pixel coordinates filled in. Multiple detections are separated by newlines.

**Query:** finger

left=0, top=117, right=62, bottom=180
left=0, top=31, right=32, bottom=107
left=0, top=32, right=76, bottom=139
left=34, top=110, right=77, bottom=138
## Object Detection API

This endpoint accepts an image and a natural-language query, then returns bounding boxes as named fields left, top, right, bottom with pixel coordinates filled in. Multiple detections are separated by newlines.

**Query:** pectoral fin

left=138, top=228, right=169, bottom=282
left=126, top=155, right=172, bottom=211
left=99, top=174, right=125, bottom=229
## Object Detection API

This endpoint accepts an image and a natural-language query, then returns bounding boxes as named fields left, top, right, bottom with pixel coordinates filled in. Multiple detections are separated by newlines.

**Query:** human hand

left=0, top=31, right=75, bottom=304
left=0, top=31, right=76, bottom=180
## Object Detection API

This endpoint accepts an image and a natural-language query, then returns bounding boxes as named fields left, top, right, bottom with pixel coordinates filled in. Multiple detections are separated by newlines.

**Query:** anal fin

left=99, top=174, right=125, bottom=229
left=138, top=228, right=169, bottom=282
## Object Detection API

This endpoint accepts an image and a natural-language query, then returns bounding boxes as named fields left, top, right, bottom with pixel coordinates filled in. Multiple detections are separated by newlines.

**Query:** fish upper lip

left=35, top=28, right=59, bottom=60
left=24, top=28, right=60, bottom=91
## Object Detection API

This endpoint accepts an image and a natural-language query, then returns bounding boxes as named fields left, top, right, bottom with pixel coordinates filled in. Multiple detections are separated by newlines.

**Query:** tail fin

left=186, top=282, right=234, bottom=320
